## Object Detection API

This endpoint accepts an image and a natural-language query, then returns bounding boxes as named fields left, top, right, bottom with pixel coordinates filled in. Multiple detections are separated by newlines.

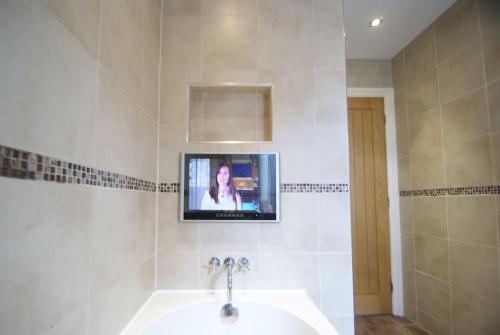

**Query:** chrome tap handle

left=238, top=257, right=250, bottom=272
left=207, top=257, right=221, bottom=272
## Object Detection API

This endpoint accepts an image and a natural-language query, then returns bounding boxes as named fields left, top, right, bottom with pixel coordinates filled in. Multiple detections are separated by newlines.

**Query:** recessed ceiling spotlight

left=369, top=17, right=383, bottom=28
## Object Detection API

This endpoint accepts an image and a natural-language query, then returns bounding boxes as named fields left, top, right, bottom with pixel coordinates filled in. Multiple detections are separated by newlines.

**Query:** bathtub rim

left=121, top=289, right=339, bottom=335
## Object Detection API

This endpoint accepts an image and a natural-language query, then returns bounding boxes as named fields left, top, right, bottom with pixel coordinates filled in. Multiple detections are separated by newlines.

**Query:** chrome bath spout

left=224, top=257, right=235, bottom=302
left=220, top=257, right=239, bottom=323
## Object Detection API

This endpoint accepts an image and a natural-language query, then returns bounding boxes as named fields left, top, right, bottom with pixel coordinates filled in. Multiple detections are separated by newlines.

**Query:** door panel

left=348, top=97, right=392, bottom=315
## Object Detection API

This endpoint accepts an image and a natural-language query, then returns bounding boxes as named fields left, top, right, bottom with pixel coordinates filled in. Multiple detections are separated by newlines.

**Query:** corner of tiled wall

left=393, top=1, right=500, bottom=334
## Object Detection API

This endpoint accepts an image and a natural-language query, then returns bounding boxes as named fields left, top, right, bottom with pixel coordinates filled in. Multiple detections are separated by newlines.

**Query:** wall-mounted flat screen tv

left=180, top=153, right=280, bottom=222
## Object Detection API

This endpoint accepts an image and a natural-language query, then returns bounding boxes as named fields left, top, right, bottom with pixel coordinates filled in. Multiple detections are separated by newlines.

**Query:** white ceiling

left=344, top=0, right=456, bottom=59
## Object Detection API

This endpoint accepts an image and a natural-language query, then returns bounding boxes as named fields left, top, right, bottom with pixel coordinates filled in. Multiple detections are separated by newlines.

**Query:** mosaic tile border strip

left=400, top=186, right=500, bottom=197
left=161, top=183, right=350, bottom=193
left=0, top=145, right=156, bottom=191
left=280, top=183, right=349, bottom=193
left=1, top=144, right=349, bottom=194
left=158, top=182, right=180, bottom=193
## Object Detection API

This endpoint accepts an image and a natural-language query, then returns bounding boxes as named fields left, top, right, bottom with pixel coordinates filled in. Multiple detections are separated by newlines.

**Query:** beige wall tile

left=447, top=196, right=497, bottom=247
left=491, top=133, right=500, bottom=184
left=391, top=51, right=406, bottom=89
left=260, top=193, right=318, bottom=252
left=394, top=88, right=407, bottom=125
left=89, top=189, right=141, bottom=295
left=412, top=197, right=447, bottom=238
left=314, top=126, right=349, bottom=183
left=434, top=0, right=479, bottom=63
left=100, top=0, right=142, bottom=103
left=407, top=70, right=439, bottom=117
left=346, top=59, right=393, bottom=88
left=202, top=15, right=258, bottom=72
left=200, top=69, right=259, bottom=83
left=402, top=232, right=415, bottom=269
left=483, top=26, right=500, bottom=83
left=417, top=309, right=451, bottom=335
left=44, top=0, right=101, bottom=59
left=161, top=15, right=202, bottom=72
left=318, top=193, right=352, bottom=252
left=450, top=241, right=499, bottom=296
left=138, top=112, right=157, bottom=180
left=140, top=47, right=159, bottom=122
left=399, top=196, right=413, bottom=233
left=202, top=0, right=257, bottom=17
left=452, top=288, right=500, bottom=335
left=143, top=0, right=161, bottom=60
left=163, top=0, right=202, bottom=15
left=315, top=13, right=345, bottom=71
left=40, top=304, right=88, bottom=335
left=160, top=69, right=200, bottom=127
left=89, top=259, right=153, bottom=335
left=403, top=267, right=416, bottom=304
left=138, top=192, right=156, bottom=263
left=0, top=184, right=91, bottom=335
left=405, top=302, right=417, bottom=322
left=488, top=80, right=500, bottom=132
left=477, top=0, right=500, bottom=36
left=445, top=136, right=493, bottom=187
left=258, top=16, right=314, bottom=71
left=156, top=253, right=200, bottom=288
left=410, top=148, right=445, bottom=189
left=398, top=155, right=411, bottom=190
left=258, top=70, right=315, bottom=127
left=438, top=41, right=484, bottom=104
left=409, top=108, right=443, bottom=154
left=320, top=253, right=355, bottom=315
left=0, top=0, right=97, bottom=166
left=157, top=193, right=199, bottom=254
left=405, top=27, right=436, bottom=83
left=199, top=223, right=259, bottom=253
left=124, top=0, right=144, bottom=31
left=0, top=179, right=41, bottom=251
left=95, top=71, right=140, bottom=177
left=441, top=88, right=489, bottom=145
left=415, top=272, right=450, bottom=325
left=257, top=0, right=313, bottom=18
left=259, top=253, right=320, bottom=305
left=315, top=70, right=348, bottom=127
left=397, top=122, right=409, bottom=156
left=415, top=235, right=449, bottom=281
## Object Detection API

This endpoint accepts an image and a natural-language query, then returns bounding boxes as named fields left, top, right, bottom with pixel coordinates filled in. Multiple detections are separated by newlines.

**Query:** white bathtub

left=121, top=290, right=339, bottom=335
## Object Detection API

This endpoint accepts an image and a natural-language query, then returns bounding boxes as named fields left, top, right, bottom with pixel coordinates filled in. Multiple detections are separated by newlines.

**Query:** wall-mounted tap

left=237, top=257, right=250, bottom=272
left=207, top=257, right=221, bottom=273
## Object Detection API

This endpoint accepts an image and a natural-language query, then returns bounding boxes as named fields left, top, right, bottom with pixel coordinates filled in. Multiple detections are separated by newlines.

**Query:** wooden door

left=348, top=97, right=392, bottom=315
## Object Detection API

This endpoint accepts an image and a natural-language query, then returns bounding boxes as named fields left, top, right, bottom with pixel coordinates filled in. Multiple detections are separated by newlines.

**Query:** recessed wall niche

left=188, top=84, right=272, bottom=143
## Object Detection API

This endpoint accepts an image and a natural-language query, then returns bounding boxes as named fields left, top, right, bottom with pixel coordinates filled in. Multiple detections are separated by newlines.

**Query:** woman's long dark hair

left=209, top=162, right=238, bottom=208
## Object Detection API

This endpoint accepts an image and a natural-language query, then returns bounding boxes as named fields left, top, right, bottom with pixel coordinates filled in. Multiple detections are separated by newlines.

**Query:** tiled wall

left=0, top=1, right=160, bottom=334
left=157, top=0, right=354, bottom=334
left=346, top=59, right=393, bottom=88
left=392, top=0, right=500, bottom=334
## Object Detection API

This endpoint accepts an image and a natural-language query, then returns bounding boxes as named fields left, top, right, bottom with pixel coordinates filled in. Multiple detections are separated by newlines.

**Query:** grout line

left=88, top=0, right=104, bottom=333
left=154, top=0, right=164, bottom=290
left=474, top=0, right=500, bottom=292
left=400, top=43, right=419, bottom=322
left=432, top=21, right=454, bottom=334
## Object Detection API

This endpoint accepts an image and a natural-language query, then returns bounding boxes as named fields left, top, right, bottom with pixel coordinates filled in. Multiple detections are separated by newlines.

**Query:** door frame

left=347, top=87, right=403, bottom=316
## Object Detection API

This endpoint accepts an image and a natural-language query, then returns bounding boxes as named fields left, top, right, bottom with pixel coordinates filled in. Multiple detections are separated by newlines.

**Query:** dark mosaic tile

left=0, top=144, right=156, bottom=192
left=400, top=186, right=500, bottom=197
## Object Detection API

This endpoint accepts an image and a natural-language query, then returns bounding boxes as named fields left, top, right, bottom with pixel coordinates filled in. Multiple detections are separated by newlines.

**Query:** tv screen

left=180, top=153, right=280, bottom=222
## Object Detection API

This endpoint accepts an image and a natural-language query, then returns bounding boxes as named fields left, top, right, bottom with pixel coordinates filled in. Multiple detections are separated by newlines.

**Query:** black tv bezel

left=179, top=152, right=280, bottom=223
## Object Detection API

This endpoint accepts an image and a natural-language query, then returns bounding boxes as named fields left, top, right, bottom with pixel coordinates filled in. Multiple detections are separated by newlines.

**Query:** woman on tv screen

left=200, top=162, right=242, bottom=211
